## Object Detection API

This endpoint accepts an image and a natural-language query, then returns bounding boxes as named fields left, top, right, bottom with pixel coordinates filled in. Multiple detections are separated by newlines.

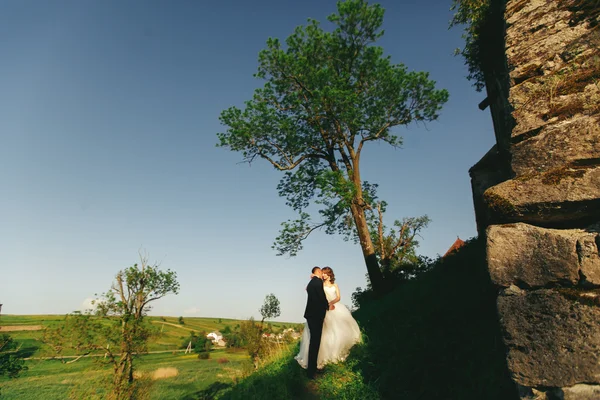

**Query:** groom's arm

left=315, top=282, right=329, bottom=311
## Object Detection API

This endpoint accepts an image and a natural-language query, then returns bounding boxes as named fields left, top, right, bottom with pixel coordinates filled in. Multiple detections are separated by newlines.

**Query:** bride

left=295, top=266, right=361, bottom=369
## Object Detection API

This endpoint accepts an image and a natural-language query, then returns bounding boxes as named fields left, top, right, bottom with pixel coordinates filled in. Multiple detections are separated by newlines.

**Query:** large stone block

left=510, top=115, right=600, bottom=177
left=578, top=234, right=600, bottom=285
left=487, top=224, right=582, bottom=287
left=483, top=166, right=600, bottom=226
left=518, top=383, right=600, bottom=400
left=498, top=288, right=600, bottom=388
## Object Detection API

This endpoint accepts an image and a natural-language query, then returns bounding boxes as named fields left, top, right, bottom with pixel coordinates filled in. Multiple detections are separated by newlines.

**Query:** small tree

left=259, top=294, right=281, bottom=325
left=239, top=317, right=263, bottom=369
left=43, top=254, right=179, bottom=400
left=178, top=316, right=185, bottom=325
left=0, top=333, right=26, bottom=395
left=371, top=202, right=430, bottom=277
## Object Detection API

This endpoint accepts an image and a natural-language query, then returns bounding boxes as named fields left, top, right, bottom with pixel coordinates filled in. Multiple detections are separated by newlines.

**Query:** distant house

left=443, top=237, right=466, bottom=258
left=283, top=328, right=301, bottom=340
left=215, top=339, right=226, bottom=347
left=273, top=328, right=301, bottom=341
left=207, top=331, right=223, bottom=343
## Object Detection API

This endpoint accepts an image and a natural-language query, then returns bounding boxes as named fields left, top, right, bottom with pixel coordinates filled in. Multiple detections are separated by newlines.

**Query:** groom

left=304, top=266, right=332, bottom=379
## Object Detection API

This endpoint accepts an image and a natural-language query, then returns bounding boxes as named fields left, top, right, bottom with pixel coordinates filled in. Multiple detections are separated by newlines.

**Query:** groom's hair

left=311, top=266, right=320, bottom=274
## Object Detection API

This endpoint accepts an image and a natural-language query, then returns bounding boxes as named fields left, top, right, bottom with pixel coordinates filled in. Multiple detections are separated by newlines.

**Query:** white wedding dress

left=295, top=285, right=361, bottom=369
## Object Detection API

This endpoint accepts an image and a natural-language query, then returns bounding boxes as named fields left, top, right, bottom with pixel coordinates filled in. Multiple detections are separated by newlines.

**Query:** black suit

left=304, top=276, right=329, bottom=378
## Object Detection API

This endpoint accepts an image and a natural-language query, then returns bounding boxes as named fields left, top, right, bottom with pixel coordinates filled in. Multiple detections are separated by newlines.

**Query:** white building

left=207, top=331, right=223, bottom=343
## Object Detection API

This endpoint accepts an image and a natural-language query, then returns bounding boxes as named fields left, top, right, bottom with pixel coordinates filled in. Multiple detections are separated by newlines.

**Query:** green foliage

left=0, top=333, right=27, bottom=393
left=223, top=332, right=245, bottom=349
left=259, top=294, right=281, bottom=323
left=217, top=0, right=448, bottom=289
left=197, top=352, right=210, bottom=360
left=180, top=332, right=212, bottom=354
left=349, top=238, right=518, bottom=399
left=178, top=316, right=185, bottom=325
left=239, top=318, right=264, bottom=368
left=450, top=0, right=491, bottom=91
left=370, top=205, right=431, bottom=274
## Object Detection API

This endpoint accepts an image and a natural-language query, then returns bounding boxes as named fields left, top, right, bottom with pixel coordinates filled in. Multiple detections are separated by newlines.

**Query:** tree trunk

left=380, top=257, right=392, bottom=277
left=350, top=203, right=385, bottom=294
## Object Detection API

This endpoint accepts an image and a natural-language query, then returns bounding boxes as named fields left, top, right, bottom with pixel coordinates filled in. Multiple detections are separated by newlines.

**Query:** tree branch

left=390, top=222, right=409, bottom=255
left=377, top=203, right=385, bottom=260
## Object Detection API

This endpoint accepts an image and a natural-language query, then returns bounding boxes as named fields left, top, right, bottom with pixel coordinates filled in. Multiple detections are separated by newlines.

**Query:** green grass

left=216, top=345, right=308, bottom=400
left=0, top=348, right=249, bottom=399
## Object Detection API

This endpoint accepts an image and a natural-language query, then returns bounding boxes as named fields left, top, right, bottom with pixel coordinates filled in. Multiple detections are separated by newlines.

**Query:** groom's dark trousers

left=304, top=276, right=329, bottom=378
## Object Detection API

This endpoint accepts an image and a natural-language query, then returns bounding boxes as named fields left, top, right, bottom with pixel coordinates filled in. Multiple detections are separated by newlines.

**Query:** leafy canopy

left=450, top=0, right=491, bottom=91
left=218, top=0, right=448, bottom=256
left=259, top=293, right=281, bottom=322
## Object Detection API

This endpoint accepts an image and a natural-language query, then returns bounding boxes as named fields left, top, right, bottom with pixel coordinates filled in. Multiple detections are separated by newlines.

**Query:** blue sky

left=0, top=0, right=494, bottom=323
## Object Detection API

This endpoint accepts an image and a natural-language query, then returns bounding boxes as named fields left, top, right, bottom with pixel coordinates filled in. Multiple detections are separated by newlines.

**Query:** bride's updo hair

left=322, top=267, right=335, bottom=283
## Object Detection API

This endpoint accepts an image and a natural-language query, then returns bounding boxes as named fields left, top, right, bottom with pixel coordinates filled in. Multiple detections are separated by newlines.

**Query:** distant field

left=0, top=315, right=301, bottom=356
left=0, top=315, right=300, bottom=399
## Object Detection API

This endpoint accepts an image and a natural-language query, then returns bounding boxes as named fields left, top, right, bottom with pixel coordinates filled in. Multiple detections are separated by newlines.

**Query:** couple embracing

left=295, top=266, right=361, bottom=379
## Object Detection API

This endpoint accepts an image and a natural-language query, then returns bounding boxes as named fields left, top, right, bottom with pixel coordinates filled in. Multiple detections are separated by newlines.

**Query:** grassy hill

left=217, top=238, right=520, bottom=400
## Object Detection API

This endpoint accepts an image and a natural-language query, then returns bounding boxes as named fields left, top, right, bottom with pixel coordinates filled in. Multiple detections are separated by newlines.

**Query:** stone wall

left=469, top=0, right=600, bottom=398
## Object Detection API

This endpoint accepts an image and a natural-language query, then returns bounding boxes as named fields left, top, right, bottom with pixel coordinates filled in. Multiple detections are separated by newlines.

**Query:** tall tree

left=218, top=0, right=448, bottom=293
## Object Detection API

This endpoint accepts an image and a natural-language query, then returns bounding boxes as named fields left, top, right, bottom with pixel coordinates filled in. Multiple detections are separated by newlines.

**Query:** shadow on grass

left=15, top=342, right=40, bottom=359
left=351, top=237, right=519, bottom=400
left=182, top=381, right=232, bottom=400
left=216, top=349, right=311, bottom=400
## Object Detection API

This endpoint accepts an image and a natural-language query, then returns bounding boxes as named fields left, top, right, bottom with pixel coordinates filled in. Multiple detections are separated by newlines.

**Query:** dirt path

left=150, top=321, right=198, bottom=332
left=0, top=325, right=43, bottom=332
left=298, top=381, right=321, bottom=399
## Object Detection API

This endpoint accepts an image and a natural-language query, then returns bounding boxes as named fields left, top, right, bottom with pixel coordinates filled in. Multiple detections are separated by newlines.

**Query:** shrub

left=198, top=352, right=210, bottom=360
left=217, top=358, right=229, bottom=364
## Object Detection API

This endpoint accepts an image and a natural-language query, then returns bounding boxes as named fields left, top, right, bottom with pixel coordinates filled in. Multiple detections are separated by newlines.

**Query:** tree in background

left=370, top=202, right=431, bottom=278
left=0, top=333, right=26, bottom=395
left=239, top=293, right=283, bottom=368
left=178, top=316, right=185, bottom=325
left=259, top=293, right=281, bottom=325
left=217, top=0, right=448, bottom=294
left=43, top=254, right=179, bottom=400
left=239, top=317, right=263, bottom=369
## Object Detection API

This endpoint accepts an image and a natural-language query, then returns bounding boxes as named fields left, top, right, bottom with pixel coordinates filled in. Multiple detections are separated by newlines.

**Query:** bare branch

left=65, top=351, right=92, bottom=364
left=390, top=222, right=409, bottom=255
